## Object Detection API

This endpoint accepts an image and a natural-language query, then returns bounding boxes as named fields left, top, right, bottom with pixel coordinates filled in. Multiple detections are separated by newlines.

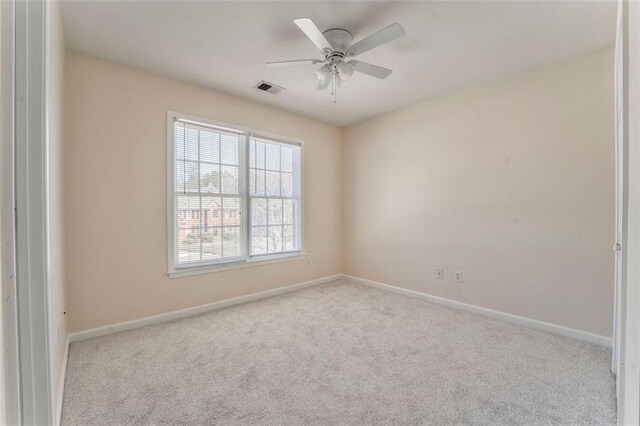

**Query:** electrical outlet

left=454, top=271, right=463, bottom=284
left=306, top=258, right=311, bottom=268
left=435, top=268, right=444, bottom=280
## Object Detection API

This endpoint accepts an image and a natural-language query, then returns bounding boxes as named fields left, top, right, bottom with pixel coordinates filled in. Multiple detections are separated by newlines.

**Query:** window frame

left=167, top=111, right=305, bottom=278
left=247, top=135, right=303, bottom=258
left=172, top=120, right=247, bottom=268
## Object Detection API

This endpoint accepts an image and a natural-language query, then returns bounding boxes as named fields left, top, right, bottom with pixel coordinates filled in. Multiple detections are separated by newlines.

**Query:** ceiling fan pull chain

left=331, top=69, right=334, bottom=96
left=333, top=69, right=337, bottom=103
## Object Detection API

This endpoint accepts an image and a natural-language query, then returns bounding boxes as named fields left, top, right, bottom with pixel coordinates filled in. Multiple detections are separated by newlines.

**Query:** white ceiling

left=61, top=1, right=616, bottom=127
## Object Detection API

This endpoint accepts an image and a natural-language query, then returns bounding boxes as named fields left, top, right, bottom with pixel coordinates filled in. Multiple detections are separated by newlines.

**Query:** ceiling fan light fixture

left=315, top=65, right=331, bottom=81
left=337, top=61, right=354, bottom=80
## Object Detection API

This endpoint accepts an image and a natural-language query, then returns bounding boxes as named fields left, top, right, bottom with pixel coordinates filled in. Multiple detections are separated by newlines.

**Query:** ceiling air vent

left=254, top=81, right=285, bottom=95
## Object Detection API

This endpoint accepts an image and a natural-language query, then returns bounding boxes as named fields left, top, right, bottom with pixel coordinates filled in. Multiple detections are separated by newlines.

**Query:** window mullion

left=219, top=134, right=224, bottom=259
left=242, top=135, right=249, bottom=261
left=279, top=146, right=284, bottom=253
left=221, top=195, right=225, bottom=259
left=198, top=130, right=203, bottom=261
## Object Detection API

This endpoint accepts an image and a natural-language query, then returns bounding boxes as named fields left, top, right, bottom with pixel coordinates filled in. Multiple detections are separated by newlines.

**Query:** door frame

left=1, top=0, right=21, bottom=424
left=615, top=1, right=640, bottom=425
left=2, top=0, right=54, bottom=424
left=612, top=0, right=624, bottom=376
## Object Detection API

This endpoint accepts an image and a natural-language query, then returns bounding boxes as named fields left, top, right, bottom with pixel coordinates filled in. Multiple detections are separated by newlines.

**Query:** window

left=168, top=112, right=303, bottom=274
left=248, top=137, right=301, bottom=256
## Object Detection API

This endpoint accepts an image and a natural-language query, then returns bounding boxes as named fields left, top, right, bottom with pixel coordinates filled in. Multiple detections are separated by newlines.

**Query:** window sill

left=168, top=253, right=306, bottom=279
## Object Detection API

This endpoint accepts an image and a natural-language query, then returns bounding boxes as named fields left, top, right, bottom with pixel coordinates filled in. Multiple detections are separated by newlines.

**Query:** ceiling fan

left=266, top=18, right=405, bottom=103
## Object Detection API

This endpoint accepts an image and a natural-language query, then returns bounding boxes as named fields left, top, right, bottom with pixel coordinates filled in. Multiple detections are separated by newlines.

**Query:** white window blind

left=169, top=113, right=303, bottom=273
left=174, top=121, right=244, bottom=266
left=248, top=137, right=302, bottom=256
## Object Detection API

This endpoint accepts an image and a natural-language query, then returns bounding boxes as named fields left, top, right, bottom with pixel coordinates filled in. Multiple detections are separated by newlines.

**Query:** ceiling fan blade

left=316, top=78, right=330, bottom=91
left=346, top=23, right=405, bottom=57
left=294, top=18, right=333, bottom=53
left=266, top=59, right=323, bottom=68
left=349, top=60, right=393, bottom=79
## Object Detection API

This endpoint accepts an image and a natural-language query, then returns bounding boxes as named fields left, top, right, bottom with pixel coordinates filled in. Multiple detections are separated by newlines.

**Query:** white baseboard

left=342, top=274, right=612, bottom=348
left=67, top=272, right=611, bottom=347
left=56, top=334, right=69, bottom=426
left=69, top=274, right=341, bottom=343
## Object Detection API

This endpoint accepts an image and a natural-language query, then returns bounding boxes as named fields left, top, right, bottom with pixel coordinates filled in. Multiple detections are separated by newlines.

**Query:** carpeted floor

left=62, top=280, right=616, bottom=425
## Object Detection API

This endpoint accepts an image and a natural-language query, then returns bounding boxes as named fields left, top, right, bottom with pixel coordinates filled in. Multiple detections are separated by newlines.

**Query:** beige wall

left=64, top=52, right=342, bottom=332
left=66, top=47, right=614, bottom=338
left=47, top=0, right=67, bottom=415
left=342, top=47, right=615, bottom=337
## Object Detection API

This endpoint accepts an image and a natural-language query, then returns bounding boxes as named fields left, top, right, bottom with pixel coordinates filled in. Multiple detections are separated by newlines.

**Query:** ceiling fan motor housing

left=322, top=28, right=353, bottom=54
